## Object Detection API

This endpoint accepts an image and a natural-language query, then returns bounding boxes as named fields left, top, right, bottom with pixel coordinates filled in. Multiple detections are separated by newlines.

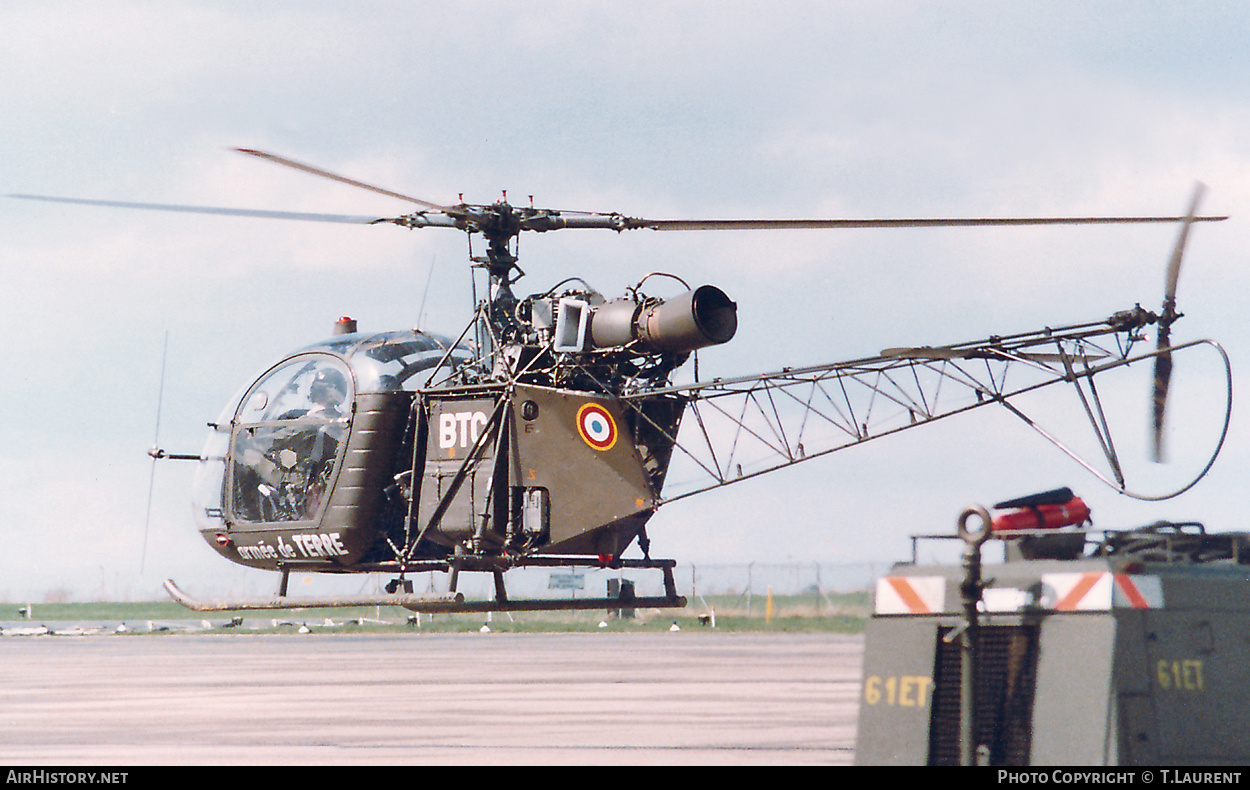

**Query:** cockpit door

left=226, top=355, right=353, bottom=527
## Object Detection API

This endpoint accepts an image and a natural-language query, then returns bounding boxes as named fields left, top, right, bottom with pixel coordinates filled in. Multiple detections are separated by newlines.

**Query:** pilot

left=295, top=368, right=349, bottom=515
left=245, top=366, right=349, bottom=520
left=309, top=368, right=348, bottom=416
left=278, top=367, right=349, bottom=421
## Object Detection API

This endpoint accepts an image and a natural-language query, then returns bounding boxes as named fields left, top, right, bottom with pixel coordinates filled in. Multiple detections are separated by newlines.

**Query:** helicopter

left=11, top=150, right=1231, bottom=613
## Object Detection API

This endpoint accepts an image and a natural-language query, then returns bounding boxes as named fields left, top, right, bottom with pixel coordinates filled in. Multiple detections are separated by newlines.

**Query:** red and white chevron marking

left=1041, top=572, right=1162, bottom=611
left=875, top=576, right=946, bottom=615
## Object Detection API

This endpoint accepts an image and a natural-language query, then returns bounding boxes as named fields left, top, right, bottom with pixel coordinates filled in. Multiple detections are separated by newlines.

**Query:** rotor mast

left=462, top=200, right=527, bottom=344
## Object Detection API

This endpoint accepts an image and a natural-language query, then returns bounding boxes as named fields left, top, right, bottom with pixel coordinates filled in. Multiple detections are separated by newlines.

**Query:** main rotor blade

left=234, top=148, right=454, bottom=212
left=622, top=215, right=1228, bottom=231
left=1151, top=183, right=1205, bottom=463
left=9, top=193, right=387, bottom=224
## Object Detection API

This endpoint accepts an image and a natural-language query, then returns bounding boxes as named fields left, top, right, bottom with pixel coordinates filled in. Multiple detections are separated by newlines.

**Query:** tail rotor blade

left=1163, top=183, right=1206, bottom=308
left=1151, top=183, right=1205, bottom=463
left=1151, top=329, right=1173, bottom=463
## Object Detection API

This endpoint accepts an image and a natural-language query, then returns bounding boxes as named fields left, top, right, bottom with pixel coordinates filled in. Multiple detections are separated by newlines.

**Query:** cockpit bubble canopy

left=192, top=329, right=472, bottom=531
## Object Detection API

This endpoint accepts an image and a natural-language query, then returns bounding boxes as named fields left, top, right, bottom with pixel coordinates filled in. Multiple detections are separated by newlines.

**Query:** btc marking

left=439, top=410, right=489, bottom=450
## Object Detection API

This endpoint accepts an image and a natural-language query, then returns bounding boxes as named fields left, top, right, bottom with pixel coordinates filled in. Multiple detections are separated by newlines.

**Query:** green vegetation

left=2, top=590, right=871, bottom=635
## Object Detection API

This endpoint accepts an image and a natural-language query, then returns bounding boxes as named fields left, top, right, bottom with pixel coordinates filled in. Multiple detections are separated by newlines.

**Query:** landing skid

left=163, top=557, right=687, bottom=613
left=163, top=579, right=464, bottom=613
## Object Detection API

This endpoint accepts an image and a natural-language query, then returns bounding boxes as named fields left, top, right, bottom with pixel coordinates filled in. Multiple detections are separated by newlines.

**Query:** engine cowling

left=583, top=285, right=738, bottom=354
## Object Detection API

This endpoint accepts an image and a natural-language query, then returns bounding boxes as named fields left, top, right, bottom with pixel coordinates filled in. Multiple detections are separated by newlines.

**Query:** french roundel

left=576, top=403, right=618, bottom=451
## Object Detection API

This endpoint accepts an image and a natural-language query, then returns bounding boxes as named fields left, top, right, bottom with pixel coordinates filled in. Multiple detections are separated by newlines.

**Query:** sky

left=3, top=1, right=1250, bottom=601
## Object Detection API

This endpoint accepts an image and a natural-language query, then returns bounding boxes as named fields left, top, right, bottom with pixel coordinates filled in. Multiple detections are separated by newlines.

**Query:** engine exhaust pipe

left=589, top=285, right=737, bottom=354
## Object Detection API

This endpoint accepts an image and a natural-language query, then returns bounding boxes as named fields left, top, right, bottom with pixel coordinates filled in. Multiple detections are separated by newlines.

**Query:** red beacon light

left=990, top=487, right=1091, bottom=532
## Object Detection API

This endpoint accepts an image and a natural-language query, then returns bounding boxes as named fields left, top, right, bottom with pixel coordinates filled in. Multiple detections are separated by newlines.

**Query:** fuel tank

left=409, top=383, right=682, bottom=557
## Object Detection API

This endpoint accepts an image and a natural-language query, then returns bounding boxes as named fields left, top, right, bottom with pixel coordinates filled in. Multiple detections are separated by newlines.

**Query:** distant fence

left=33, top=561, right=891, bottom=605
left=380, top=561, right=887, bottom=604
left=685, top=562, right=886, bottom=596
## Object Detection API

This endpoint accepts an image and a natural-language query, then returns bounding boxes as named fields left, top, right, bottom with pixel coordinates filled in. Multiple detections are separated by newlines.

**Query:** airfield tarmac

left=0, top=631, right=862, bottom=765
